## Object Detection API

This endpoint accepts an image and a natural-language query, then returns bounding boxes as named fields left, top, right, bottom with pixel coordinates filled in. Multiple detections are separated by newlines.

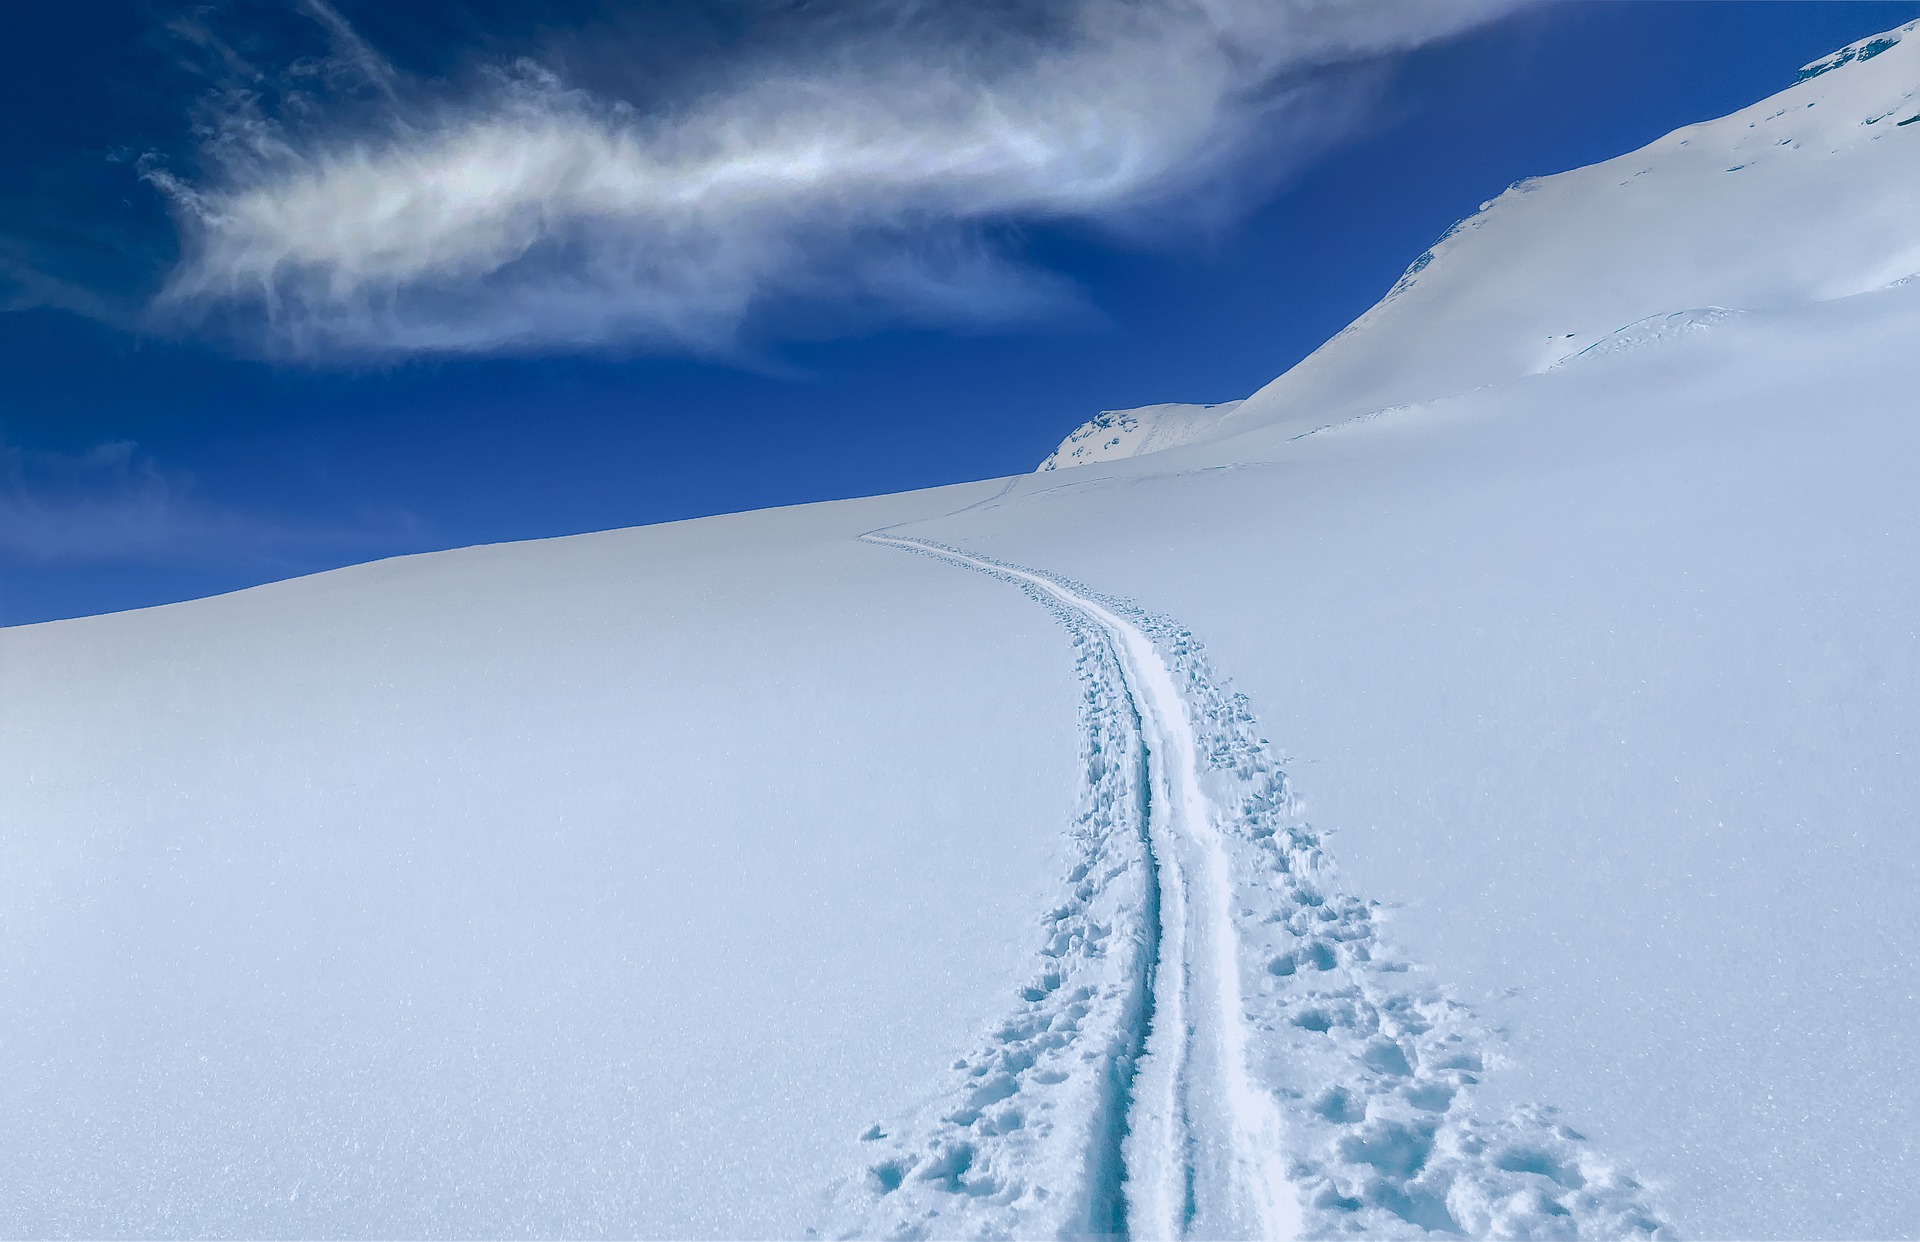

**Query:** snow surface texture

left=907, top=276, right=1920, bottom=1240
left=1038, top=402, right=1245, bottom=472
left=0, top=488, right=1086, bottom=1238
left=1543, top=307, right=1736, bottom=370
left=833, top=538, right=1670, bottom=1241
left=7, top=19, right=1920, bottom=1242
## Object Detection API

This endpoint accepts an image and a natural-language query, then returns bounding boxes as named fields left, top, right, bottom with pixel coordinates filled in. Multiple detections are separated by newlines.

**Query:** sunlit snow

left=5, top=19, right=1919, bottom=1241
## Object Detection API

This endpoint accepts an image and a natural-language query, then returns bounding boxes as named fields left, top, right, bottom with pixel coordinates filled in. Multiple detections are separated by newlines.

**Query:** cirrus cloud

left=144, top=0, right=1521, bottom=360
left=0, top=437, right=423, bottom=569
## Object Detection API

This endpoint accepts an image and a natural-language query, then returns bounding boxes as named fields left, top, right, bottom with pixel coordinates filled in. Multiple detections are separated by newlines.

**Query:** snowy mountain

left=1049, top=16, right=1920, bottom=464
left=6, top=21, right=1920, bottom=1241
left=1224, top=15, right=1920, bottom=432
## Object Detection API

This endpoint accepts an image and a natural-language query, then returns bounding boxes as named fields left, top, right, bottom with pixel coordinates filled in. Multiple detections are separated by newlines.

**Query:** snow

left=1216, top=16, right=1920, bottom=444
left=837, top=541, right=1668, bottom=1240
left=0, top=489, right=1086, bottom=1237
left=7, top=18, right=1920, bottom=1242
left=1040, top=17, right=1920, bottom=467
left=925, top=281, right=1920, bottom=1238
left=1038, top=402, right=1245, bottom=472
left=844, top=539, right=1303, bottom=1241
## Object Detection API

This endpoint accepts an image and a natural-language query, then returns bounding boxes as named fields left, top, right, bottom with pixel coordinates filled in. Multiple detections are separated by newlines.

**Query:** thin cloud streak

left=147, top=0, right=1521, bottom=359
left=0, top=438, right=423, bottom=568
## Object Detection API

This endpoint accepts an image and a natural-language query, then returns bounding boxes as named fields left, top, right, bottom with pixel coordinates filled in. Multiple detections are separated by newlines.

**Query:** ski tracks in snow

left=829, top=536, right=1674, bottom=1241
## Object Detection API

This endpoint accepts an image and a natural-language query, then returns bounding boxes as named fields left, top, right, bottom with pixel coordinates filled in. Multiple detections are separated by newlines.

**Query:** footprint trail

left=829, top=536, right=1674, bottom=1241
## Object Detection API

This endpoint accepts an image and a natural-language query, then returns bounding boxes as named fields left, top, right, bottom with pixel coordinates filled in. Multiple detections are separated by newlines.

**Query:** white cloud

left=146, top=0, right=1520, bottom=359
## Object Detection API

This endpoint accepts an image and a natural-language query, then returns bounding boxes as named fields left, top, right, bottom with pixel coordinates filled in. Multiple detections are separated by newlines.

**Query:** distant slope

left=1218, top=17, right=1920, bottom=437
left=1048, top=17, right=1920, bottom=468
left=1037, top=401, right=1243, bottom=472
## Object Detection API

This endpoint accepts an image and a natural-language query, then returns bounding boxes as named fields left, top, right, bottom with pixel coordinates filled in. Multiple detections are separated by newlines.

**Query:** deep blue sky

left=3, top=1, right=1917, bottom=625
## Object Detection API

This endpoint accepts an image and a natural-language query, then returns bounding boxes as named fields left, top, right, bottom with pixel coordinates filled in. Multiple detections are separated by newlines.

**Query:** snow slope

left=6, top=19, right=1920, bottom=1242
left=1222, top=16, right=1920, bottom=438
left=833, top=540, right=1669, bottom=1241
left=1037, top=17, right=1920, bottom=466
left=906, top=276, right=1920, bottom=1241
left=0, top=487, right=1086, bottom=1238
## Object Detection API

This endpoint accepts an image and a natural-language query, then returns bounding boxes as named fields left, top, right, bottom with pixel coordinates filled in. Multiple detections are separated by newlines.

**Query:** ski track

left=827, top=536, right=1676, bottom=1241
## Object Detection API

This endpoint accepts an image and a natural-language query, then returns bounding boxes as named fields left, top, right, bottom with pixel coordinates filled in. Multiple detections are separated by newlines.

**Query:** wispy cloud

left=144, top=0, right=1518, bottom=360
left=0, top=437, right=421, bottom=567
left=1, top=229, right=141, bottom=328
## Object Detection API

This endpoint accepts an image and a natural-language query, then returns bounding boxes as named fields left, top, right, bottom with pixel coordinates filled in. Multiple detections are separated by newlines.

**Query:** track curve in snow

left=829, top=536, right=1675, bottom=1242
left=878, top=537, right=1300, bottom=1240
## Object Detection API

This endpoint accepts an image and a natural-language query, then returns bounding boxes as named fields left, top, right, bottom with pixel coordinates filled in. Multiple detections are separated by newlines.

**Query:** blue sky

left=4, top=0, right=1917, bottom=625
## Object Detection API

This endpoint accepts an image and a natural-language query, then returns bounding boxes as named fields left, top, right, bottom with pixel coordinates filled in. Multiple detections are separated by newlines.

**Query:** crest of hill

left=1036, top=401, right=1244, bottom=472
